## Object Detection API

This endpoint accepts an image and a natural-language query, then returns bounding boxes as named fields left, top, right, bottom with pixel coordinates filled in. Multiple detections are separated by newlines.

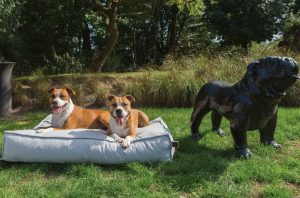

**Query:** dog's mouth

left=116, top=116, right=126, bottom=126
left=52, top=103, right=68, bottom=114
left=270, top=85, right=286, bottom=97
left=288, top=73, right=300, bottom=80
left=262, top=72, right=299, bottom=99
left=265, top=84, right=286, bottom=99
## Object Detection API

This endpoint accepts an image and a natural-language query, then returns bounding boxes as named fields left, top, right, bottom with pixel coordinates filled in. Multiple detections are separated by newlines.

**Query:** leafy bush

left=44, top=48, right=85, bottom=74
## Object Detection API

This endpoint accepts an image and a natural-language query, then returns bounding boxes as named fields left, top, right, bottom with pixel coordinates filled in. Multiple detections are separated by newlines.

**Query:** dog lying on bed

left=35, top=86, right=110, bottom=133
left=190, top=56, right=299, bottom=158
left=106, top=95, right=149, bottom=148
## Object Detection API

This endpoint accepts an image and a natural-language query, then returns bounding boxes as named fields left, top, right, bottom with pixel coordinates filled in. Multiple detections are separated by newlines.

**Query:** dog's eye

left=112, top=103, right=117, bottom=107
left=122, top=103, right=128, bottom=107
left=60, top=95, right=66, bottom=99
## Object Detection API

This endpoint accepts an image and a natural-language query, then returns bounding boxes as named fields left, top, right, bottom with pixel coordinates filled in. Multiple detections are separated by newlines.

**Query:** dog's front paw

left=214, top=129, right=226, bottom=137
left=111, top=134, right=124, bottom=143
left=236, top=148, right=252, bottom=159
left=121, top=136, right=133, bottom=149
left=191, top=132, right=201, bottom=141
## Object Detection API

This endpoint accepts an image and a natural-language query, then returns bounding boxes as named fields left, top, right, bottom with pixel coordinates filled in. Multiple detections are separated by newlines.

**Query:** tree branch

left=118, top=12, right=151, bottom=18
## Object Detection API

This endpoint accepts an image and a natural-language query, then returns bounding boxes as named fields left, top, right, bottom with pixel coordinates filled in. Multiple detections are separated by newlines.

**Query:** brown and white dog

left=35, top=86, right=110, bottom=133
left=106, top=95, right=149, bottom=148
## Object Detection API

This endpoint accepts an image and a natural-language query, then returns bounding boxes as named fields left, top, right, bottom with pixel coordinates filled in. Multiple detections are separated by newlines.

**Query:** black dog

left=190, top=56, right=299, bottom=158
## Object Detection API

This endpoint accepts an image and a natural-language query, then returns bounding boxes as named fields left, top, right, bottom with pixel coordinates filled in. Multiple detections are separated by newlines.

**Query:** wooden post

left=0, top=62, right=15, bottom=117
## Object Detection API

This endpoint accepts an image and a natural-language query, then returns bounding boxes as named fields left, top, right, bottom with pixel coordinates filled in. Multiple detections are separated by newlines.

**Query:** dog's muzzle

left=51, top=103, right=68, bottom=114
left=289, top=73, right=300, bottom=80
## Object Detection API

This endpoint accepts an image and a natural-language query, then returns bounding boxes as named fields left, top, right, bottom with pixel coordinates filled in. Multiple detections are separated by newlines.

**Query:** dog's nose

left=52, top=101, right=58, bottom=106
left=115, top=109, right=122, bottom=115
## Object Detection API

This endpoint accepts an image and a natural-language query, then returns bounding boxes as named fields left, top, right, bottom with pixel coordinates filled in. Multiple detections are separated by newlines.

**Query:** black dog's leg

left=230, top=122, right=251, bottom=159
left=259, top=110, right=281, bottom=149
left=211, top=110, right=225, bottom=137
left=190, top=100, right=210, bottom=141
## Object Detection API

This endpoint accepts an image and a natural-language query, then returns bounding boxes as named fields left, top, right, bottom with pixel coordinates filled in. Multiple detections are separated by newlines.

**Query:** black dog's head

left=246, top=56, right=299, bottom=99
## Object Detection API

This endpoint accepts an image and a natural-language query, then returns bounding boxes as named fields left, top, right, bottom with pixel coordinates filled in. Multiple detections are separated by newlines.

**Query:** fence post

left=0, top=62, right=15, bottom=117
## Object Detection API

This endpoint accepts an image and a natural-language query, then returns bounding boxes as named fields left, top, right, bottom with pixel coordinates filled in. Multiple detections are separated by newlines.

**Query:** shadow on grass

left=155, top=134, right=236, bottom=191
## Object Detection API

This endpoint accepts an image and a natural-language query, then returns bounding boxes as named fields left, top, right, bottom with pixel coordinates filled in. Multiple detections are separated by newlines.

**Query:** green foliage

left=44, top=48, right=85, bottom=74
left=126, top=70, right=201, bottom=107
left=281, top=12, right=300, bottom=50
left=0, top=0, right=22, bottom=61
left=203, top=0, right=291, bottom=49
left=0, top=108, right=299, bottom=197
left=18, top=0, right=88, bottom=71
left=168, top=0, right=204, bottom=15
left=0, top=0, right=299, bottom=73
left=102, top=53, right=123, bottom=72
left=293, top=0, right=300, bottom=13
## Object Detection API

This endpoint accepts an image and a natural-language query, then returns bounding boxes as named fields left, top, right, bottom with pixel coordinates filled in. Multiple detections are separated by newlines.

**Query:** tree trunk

left=291, top=28, right=300, bottom=52
left=82, top=21, right=92, bottom=63
left=131, top=31, right=136, bottom=66
left=92, top=2, right=119, bottom=72
left=0, top=62, right=15, bottom=117
left=168, top=4, right=178, bottom=53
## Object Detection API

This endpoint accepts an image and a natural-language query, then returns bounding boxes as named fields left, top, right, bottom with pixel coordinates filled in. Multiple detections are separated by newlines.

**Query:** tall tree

left=0, top=0, right=21, bottom=62
left=89, top=0, right=202, bottom=72
left=16, top=0, right=89, bottom=73
left=89, top=0, right=119, bottom=72
left=279, top=0, right=300, bottom=52
left=203, top=0, right=290, bottom=50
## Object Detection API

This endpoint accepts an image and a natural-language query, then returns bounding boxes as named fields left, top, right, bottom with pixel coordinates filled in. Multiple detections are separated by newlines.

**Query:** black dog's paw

left=191, top=132, right=201, bottom=141
left=214, top=129, right=226, bottom=137
left=265, top=140, right=282, bottom=150
left=236, top=148, right=252, bottom=159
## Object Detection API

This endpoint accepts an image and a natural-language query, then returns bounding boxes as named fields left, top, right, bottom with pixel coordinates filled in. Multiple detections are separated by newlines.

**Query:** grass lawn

left=0, top=108, right=299, bottom=197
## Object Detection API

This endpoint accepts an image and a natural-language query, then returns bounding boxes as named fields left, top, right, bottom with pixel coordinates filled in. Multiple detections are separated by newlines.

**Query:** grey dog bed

left=1, top=115, right=176, bottom=164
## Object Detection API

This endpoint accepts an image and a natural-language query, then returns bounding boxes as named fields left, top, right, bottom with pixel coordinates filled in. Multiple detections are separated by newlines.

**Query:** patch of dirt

left=14, top=174, right=35, bottom=186
left=249, top=181, right=265, bottom=198
left=281, top=140, right=300, bottom=155
left=282, top=182, right=300, bottom=196
left=288, top=140, right=300, bottom=150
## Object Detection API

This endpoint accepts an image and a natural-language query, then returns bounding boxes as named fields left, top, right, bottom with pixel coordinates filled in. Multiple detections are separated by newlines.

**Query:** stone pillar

left=0, top=62, right=15, bottom=117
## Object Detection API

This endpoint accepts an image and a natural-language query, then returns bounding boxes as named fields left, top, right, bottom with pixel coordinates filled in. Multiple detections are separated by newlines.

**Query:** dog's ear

left=63, top=85, right=76, bottom=96
left=48, top=87, right=55, bottom=93
left=247, top=61, right=259, bottom=76
left=124, top=95, right=135, bottom=103
left=107, top=95, right=116, bottom=102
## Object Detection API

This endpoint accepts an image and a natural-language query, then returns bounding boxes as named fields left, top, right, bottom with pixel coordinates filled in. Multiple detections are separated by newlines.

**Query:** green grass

left=0, top=108, right=299, bottom=197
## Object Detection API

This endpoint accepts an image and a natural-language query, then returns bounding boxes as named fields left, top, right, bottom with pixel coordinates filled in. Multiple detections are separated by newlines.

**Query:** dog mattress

left=1, top=115, right=176, bottom=164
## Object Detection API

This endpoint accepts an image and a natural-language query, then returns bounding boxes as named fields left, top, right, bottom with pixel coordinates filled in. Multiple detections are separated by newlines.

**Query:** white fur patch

left=121, top=136, right=133, bottom=148
left=51, top=99, right=74, bottom=128
left=110, top=134, right=124, bottom=143
left=109, top=116, right=135, bottom=148
left=109, top=117, right=129, bottom=138
left=112, top=105, right=129, bottom=118
left=52, top=89, right=67, bottom=109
